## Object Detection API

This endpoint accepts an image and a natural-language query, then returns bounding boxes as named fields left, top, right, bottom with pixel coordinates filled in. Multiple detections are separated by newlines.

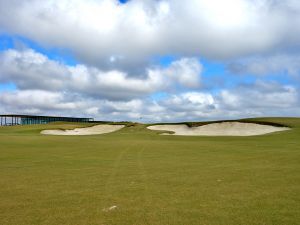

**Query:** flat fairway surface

left=0, top=118, right=299, bottom=225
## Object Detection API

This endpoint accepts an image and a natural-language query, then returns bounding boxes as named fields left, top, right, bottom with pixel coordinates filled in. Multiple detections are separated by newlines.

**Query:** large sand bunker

left=41, top=124, right=125, bottom=135
left=147, top=122, right=290, bottom=136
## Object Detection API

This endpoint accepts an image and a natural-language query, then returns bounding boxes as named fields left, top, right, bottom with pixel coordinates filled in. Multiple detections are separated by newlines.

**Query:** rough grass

left=0, top=118, right=299, bottom=225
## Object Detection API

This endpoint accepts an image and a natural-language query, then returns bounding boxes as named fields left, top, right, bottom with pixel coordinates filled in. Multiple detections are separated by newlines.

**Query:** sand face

left=147, top=122, right=290, bottom=136
left=41, top=124, right=125, bottom=135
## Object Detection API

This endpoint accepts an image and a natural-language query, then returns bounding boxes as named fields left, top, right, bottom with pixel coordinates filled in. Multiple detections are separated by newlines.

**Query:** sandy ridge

left=147, top=122, right=290, bottom=136
left=41, top=124, right=125, bottom=135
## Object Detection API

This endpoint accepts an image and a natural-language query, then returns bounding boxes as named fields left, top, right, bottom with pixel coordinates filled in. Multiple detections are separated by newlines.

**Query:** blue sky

left=0, top=0, right=299, bottom=122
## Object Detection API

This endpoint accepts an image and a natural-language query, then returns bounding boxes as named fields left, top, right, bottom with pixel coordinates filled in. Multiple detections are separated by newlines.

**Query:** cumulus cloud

left=161, top=58, right=202, bottom=88
left=157, top=81, right=300, bottom=121
left=219, top=81, right=298, bottom=110
left=1, top=0, right=300, bottom=68
left=0, top=1, right=299, bottom=121
left=1, top=80, right=298, bottom=122
left=0, top=48, right=67, bottom=90
left=0, top=49, right=202, bottom=100
left=228, top=54, right=300, bottom=76
left=0, top=90, right=91, bottom=115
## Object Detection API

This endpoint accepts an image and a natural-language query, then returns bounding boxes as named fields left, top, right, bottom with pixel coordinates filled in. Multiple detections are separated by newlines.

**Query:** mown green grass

left=0, top=118, right=299, bottom=225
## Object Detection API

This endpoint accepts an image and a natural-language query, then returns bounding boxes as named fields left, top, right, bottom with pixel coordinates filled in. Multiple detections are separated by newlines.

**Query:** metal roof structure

left=0, top=114, right=94, bottom=126
left=0, top=114, right=93, bottom=119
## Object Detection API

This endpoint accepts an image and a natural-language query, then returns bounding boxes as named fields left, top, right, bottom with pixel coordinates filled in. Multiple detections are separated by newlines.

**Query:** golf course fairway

left=0, top=118, right=299, bottom=225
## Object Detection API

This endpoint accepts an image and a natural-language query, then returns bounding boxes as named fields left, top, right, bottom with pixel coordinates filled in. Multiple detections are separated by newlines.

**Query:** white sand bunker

left=41, top=124, right=125, bottom=136
left=147, top=122, right=290, bottom=136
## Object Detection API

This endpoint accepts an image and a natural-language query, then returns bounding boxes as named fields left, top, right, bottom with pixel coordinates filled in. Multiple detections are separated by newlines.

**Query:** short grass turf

left=0, top=118, right=299, bottom=225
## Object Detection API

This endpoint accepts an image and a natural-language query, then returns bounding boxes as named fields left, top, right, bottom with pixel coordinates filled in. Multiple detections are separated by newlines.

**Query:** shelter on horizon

left=0, top=114, right=94, bottom=126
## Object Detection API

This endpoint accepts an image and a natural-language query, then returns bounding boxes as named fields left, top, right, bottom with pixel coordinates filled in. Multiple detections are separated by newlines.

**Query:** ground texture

left=0, top=118, right=299, bottom=225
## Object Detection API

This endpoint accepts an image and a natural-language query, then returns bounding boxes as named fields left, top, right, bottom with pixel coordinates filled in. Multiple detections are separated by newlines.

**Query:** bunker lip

left=41, top=124, right=125, bottom=135
left=147, top=122, right=290, bottom=136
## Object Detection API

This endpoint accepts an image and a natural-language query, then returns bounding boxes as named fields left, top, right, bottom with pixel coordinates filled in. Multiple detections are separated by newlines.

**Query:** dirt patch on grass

left=41, top=125, right=125, bottom=135
left=147, top=122, right=290, bottom=136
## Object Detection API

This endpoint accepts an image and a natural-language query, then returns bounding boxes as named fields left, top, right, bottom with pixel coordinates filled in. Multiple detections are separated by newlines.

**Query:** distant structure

left=0, top=114, right=94, bottom=126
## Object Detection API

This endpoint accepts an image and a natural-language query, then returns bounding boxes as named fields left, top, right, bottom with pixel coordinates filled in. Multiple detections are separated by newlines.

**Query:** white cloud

left=0, top=49, right=202, bottom=100
left=0, top=90, right=86, bottom=114
left=228, top=54, right=300, bottom=76
left=162, top=58, right=202, bottom=88
left=219, top=81, right=298, bottom=109
left=161, top=92, right=216, bottom=112
left=0, top=1, right=300, bottom=121
left=0, top=49, right=68, bottom=90
left=1, top=0, right=300, bottom=67
left=155, top=81, right=299, bottom=121
left=0, top=80, right=299, bottom=122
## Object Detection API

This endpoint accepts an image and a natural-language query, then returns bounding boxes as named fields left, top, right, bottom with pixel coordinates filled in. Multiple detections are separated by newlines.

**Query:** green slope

left=0, top=118, right=299, bottom=225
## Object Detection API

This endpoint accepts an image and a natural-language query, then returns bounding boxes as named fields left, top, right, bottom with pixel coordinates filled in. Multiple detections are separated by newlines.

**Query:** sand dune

left=41, top=124, right=125, bottom=135
left=147, top=122, right=290, bottom=136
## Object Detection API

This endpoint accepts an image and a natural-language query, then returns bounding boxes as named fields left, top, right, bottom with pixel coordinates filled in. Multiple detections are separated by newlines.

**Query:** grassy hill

left=0, top=118, right=299, bottom=225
